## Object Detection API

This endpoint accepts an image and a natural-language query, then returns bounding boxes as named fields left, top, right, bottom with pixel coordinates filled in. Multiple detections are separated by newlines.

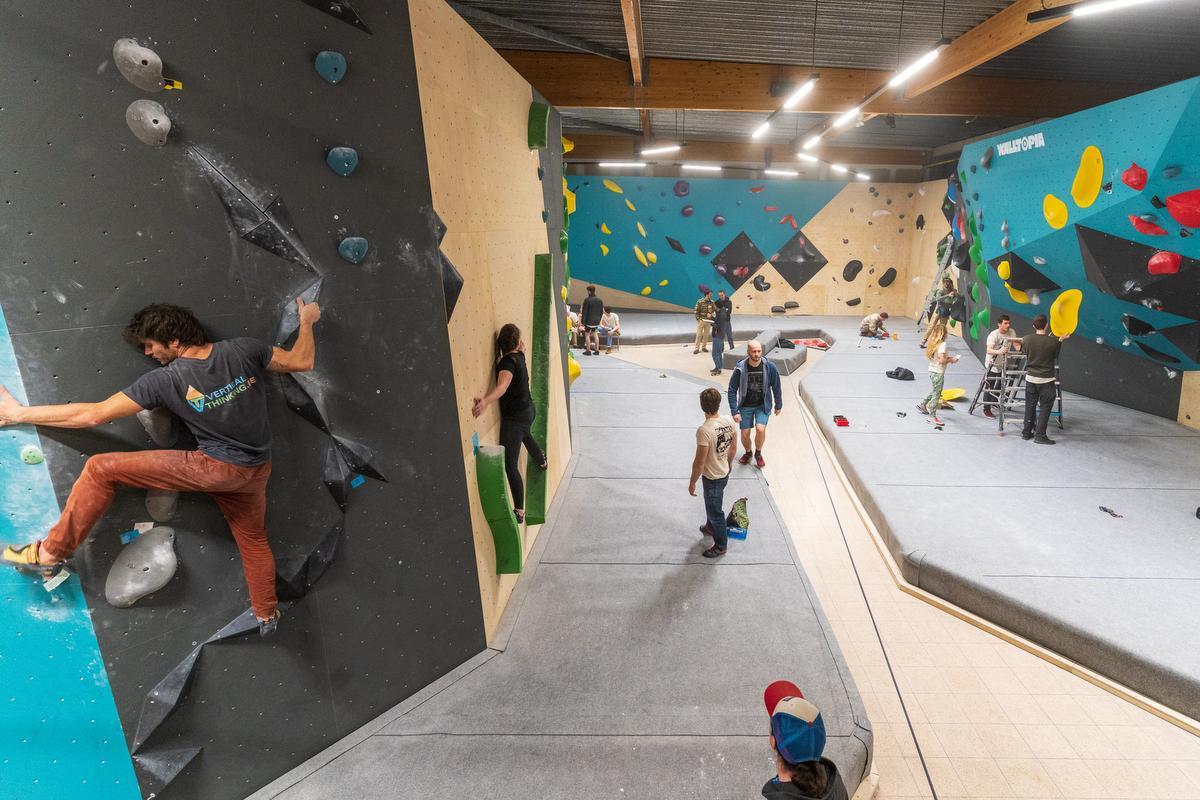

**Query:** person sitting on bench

left=859, top=312, right=889, bottom=339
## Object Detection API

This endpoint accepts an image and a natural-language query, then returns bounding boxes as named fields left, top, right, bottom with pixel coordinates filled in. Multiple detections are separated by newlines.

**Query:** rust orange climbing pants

left=40, top=450, right=276, bottom=618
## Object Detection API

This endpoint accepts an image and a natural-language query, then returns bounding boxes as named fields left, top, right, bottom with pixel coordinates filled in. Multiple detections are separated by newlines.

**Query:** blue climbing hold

left=327, top=146, right=359, bottom=176
left=314, top=50, right=348, bottom=84
left=338, top=236, right=369, bottom=264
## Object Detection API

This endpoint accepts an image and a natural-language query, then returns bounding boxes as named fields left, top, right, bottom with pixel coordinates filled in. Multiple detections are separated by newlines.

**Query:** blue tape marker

left=350, top=474, right=366, bottom=489
left=471, top=432, right=480, bottom=454
left=119, top=530, right=140, bottom=544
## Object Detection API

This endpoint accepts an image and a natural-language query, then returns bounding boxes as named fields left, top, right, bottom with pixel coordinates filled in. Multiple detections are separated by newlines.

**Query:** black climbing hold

left=441, top=250, right=464, bottom=320
left=1139, top=212, right=1159, bottom=223
left=296, top=0, right=372, bottom=33
left=842, top=260, right=863, bottom=281
left=276, top=279, right=323, bottom=345
left=784, top=300, right=799, bottom=309
left=710, top=232, right=766, bottom=290
left=1102, top=181, right=1113, bottom=194
left=915, top=214, right=925, bottom=231
left=980, top=145, right=995, bottom=170
left=541, top=210, right=548, bottom=222
left=1151, top=195, right=1166, bottom=209
left=868, top=186, right=876, bottom=193
left=970, top=164, right=977, bottom=174
left=846, top=298, right=862, bottom=307
left=972, top=192, right=979, bottom=201
left=133, top=748, right=202, bottom=796
left=768, top=230, right=827, bottom=292
left=537, top=166, right=545, bottom=180
left=276, top=521, right=345, bottom=601
left=314, top=50, right=348, bottom=84
left=752, top=275, right=771, bottom=292
left=1181, top=228, right=1192, bottom=238
left=770, top=305, right=786, bottom=313
left=333, top=435, right=388, bottom=482
left=878, top=267, right=898, bottom=287
left=429, top=209, right=448, bottom=245
left=1121, top=314, right=1156, bottom=337
left=1134, top=341, right=1181, bottom=364
left=278, top=373, right=330, bottom=433
left=1162, top=165, right=1182, bottom=179
left=133, top=647, right=201, bottom=751
left=323, top=440, right=353, bottom=510
left=666, top=236, right=686, bottom=254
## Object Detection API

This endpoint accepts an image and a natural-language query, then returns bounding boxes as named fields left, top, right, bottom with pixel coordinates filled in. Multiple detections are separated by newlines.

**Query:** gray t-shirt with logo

left=123, top=338, right=275, bottom=466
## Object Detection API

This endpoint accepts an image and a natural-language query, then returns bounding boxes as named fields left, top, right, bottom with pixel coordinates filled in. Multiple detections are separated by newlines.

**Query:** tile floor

left=609, top=342, right=1200, bottom=800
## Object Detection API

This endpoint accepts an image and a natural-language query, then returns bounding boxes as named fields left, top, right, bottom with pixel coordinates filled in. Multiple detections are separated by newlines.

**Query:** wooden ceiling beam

left=620, top=0, right=646, bottom=87
left=564, top=134, right=927, bottom=168
left=903, top=0, right=1089, bottom=99
left=500, top=49, right=1146, bottom=119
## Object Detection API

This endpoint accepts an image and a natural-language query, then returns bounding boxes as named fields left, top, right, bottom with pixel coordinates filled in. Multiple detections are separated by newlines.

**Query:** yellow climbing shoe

left=2, top=542, right=61, bottom=576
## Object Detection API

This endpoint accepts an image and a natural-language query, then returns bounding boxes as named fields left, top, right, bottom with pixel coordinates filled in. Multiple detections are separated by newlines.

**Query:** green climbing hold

left=526, top=254, right=552, bottom=525
left=976, top=307, right=990, bottom=331
left=476, top=445, right=522, bottom=574
left=559, top=228, right=568, bottom=254
left=969, top=319, right=979, bottom=340
left=528, top=102, right=550, bottom=150
left=970, top=284, right=979, bottom=302
left=975, top=259, right=989, bottom=286
left=20, top=444, right=44, bottom=465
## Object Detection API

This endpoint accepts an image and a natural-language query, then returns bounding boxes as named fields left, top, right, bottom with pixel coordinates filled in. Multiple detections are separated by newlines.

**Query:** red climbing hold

left=1165, top=189, right=1200, bottom=228
left=763, top=205, right=779, bottom=212
left=1129, top=214, right=1168, bottom=236
left=1148, top=250, right=1182, bottom=275
left=1121, top=162, right=1148, bottom=191
left=750, top=185, right=765, bottom=193
left=778, top=213, right=798, bottom=229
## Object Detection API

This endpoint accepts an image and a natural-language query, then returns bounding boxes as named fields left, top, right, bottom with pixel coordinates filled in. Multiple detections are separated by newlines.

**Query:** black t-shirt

left=581, top=295, right=604, bottom=326
left=1020, top=333, right=1062, bottom=380
left=123, top=338, right=274, bottom=466
left=744, top=361, right=765, bottom=408
left=496, top=351, right=534, bottom=419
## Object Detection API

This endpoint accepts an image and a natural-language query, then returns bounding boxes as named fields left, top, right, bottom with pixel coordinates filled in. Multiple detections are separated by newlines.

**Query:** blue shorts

left=737, top=406, right=771, bottom=429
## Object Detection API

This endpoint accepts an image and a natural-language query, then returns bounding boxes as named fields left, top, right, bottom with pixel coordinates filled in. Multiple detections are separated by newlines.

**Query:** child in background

left=918, top=320, right=958, bottom=425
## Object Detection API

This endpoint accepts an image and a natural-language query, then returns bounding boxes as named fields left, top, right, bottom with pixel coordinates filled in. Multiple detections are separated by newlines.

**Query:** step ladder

left=968, top=352, right=1065, bottom=431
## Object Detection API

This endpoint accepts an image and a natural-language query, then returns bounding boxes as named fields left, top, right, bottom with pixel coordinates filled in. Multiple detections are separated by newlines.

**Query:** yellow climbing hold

left=1004, top=282, right=1031, bottom=304
left=658, top=279, right=669, bottom=287
left=633, top=245, right=648, bottom=267
left=646, top=250, right=657, bottom=264
left=1070, top=145, right=1104, bottom=209
left=1043, top=194, right=1068, bottom=229
left=1050, top=288, right=1083, bottom=337
left=996, top=260, right=1011, bottom=281
left=561, top=136, right=574, bottom=154
left=940, top=388, right=966, bottom=402
left=600, top=243, right=609, bottom=256
left=567, top=352, right=581, bottom=383
left=600, top=223, right=612, bottom=235
left=640, top=286, right=652, bottom=296
left=565, top=187, right=576, bottom=216
left=625, top=198, right=637, bottom=212
left=637, top=221, right=646, bottom=238
left=561, top=286, right=568, bottom=302
left=603, top=179, right=623, bottom=194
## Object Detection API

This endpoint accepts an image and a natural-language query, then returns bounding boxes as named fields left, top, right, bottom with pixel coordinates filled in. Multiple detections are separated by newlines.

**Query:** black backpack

left=886, top=367, right=915, bottom=381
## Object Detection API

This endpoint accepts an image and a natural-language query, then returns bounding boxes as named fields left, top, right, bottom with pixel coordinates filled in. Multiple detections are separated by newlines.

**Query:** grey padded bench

left=722, top=329, right=808, bottom=375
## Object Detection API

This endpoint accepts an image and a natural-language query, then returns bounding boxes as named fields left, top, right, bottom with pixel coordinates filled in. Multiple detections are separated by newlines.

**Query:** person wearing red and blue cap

left=762, top=680, right=849, bottom=800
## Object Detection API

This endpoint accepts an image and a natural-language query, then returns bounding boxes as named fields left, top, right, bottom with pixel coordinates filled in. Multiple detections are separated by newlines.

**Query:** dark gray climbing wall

left=533, top=90, right=572, bottom=423
left=0, top=2, right=485, bottom=798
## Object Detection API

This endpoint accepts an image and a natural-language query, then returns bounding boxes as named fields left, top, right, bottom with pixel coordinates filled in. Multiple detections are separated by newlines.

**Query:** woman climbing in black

left=471, top=323, right=547, bottom=523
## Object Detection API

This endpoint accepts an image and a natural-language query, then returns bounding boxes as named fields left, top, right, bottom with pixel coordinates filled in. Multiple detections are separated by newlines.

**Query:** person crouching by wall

left=859, top=311, right=889, bottom=339
left=762, top=680, right=849, bottom=800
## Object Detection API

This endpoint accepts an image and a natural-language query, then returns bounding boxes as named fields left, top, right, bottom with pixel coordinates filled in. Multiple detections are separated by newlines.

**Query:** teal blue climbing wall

left=0, top=305, right=139, bottom=800
left=567, top=175, right=846, bottom=307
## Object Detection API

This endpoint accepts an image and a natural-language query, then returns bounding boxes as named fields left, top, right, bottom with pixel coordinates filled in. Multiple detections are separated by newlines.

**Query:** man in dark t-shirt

left=580, top=285, right=605, bottom=356
left=727, top=340, right=783, bottom=469
left=1, top=299, right=321, bottom=632
left=1019, top=313, right=1068, bottom=444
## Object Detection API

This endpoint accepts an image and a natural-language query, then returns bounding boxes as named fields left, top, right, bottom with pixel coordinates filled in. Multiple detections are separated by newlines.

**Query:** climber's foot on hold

left=2, top=541, right=63, bottom=577
left=258, top=608, right=282, bottom=638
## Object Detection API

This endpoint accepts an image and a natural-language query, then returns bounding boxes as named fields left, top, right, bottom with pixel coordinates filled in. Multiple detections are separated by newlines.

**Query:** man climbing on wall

left=693, top=288, right=716, bottom=354
left=1020, top=313, right=1068, bottom=445
left=0, top=298, right=322, bottom=635
left=580, top=285, right=605, bottom=356
left=728, top=340, right=782, bottom=468
left=859, top=311, right=889, bottom=339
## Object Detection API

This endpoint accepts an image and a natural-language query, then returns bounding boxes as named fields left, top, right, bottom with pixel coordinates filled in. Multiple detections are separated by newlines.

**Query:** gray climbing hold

left=1000, top=220, right=1009, bottom=233
left=313, top=50, right=347, bottom=84
left=326, top=146, right=359, bottom=176
left=113, top=38, right=166, bottom=92
left=1162, top=165, right=1182, bottom=179
left=980, top=146, right=995, bottom=171
left=105, top=527, right=177, bottom=608
left=125, top=99, right=171, bottom=146
left=137, top=408, right=180, bottom=448
left=338, top=236, right=369, bottom=264
left=1001, top=235, right=1010, bottom=250
left=146, top=490, right=178, bottom=523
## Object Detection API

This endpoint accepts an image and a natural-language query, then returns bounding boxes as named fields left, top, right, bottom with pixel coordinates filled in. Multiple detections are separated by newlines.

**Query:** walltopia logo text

left=996, top=132, right=1046, bottom=157
left=185, top=376, right=257, bottom=413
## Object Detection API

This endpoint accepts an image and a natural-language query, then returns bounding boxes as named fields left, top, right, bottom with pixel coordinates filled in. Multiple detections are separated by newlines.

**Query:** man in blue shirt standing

left=727, top=339, right=782, bottom=468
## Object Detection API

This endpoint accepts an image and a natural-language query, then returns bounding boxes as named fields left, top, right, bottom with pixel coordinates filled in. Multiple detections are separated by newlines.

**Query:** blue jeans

left=702, top=475, right=729, bottom=550
left=711, top=335, right=724, bottom=371
left=599, top=325, right=617, bottom=347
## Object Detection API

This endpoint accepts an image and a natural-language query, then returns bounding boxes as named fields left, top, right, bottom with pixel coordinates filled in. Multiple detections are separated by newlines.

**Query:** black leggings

left=500, top=412, right=545, bottom=509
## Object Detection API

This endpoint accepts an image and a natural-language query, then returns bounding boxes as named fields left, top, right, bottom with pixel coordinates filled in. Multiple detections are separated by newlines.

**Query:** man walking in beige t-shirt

left=690, top=387, right=737, bottom=558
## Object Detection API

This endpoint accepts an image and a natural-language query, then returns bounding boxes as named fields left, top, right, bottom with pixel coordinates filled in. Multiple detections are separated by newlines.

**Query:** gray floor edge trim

left=246, top=649, right=501, bottom=800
